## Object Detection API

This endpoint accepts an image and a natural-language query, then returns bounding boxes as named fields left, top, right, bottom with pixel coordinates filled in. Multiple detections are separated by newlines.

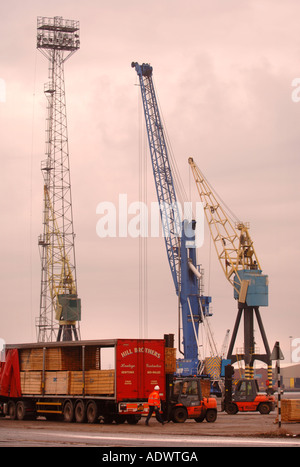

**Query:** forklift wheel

left=205, top=409, right=217, bottom=423
left=225, top=402, right=238, bottom=415
left=172, top=406, right=188, bottom=423
left=194, top=416, right=205, bottom=423
left=258, top=403, right=271, bottom=415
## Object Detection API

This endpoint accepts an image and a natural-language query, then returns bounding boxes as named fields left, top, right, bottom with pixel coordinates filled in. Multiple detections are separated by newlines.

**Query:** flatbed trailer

left=0, top=337, right=217, bottom=424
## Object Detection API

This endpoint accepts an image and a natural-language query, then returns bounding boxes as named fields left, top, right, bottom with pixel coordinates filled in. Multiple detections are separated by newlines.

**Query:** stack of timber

left=20, top=370, right=115, bottom=396
left=20, top=371, right=42, bottom=394
left=280, top=399, right=300, bottom=422
left=19, top=345, right=114, bottom=396
left=200, top=379, right=211, bottom=398
left=165, top=348, right=176, bottom=374
left=19, top=347, right=98, bottom=371
left=69, top=370, right=115, bottom=395
left=44, top=372, right=70, bottom=395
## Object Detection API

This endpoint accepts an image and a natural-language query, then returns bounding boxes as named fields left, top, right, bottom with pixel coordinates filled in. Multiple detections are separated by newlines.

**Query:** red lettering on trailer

left=116, top=339, right=165, bottom=402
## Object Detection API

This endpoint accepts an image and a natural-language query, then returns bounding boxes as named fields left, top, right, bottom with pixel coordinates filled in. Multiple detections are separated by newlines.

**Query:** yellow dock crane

left=188, top=158, right=272, bottom=384
left=38, top=186, right=81, bottom=341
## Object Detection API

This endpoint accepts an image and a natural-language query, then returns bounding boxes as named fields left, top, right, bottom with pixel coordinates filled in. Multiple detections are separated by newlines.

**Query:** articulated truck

left=0, top=337, right=217, bottom=424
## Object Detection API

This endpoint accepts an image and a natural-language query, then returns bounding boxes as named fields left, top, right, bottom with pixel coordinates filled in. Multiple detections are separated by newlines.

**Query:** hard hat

left=154, top=385, right=160, bottom=391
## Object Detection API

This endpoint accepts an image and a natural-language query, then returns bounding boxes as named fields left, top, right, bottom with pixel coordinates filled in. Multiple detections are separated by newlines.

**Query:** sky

left=0, top=0, right=299, bottom=365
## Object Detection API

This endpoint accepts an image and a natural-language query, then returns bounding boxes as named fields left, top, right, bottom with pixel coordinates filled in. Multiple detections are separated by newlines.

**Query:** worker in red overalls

left=145, top=385, right=165, bottom=425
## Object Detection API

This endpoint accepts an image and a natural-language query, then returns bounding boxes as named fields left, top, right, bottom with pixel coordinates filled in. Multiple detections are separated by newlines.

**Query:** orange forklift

left=222, top=364, right=276, bottom=415
left=167, top=377, right=218, bottom=423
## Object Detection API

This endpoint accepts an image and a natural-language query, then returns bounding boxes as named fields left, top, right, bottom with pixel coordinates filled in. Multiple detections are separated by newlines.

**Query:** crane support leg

left=227, top=304, right=271, bottom=372
left=254, top=307, right=271, bottom=364
left=57, top=324, right=79, bottom=342
left=244, top=306, right=255, bottom=379
left=227, top=308, right=243, bottom=365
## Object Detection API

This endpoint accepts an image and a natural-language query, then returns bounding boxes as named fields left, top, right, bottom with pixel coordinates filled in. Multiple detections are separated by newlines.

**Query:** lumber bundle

left=20, top=370, right=115, bottom=396
left=19, top=349, right=43, bottom=371
left=280, top=399, right=300, bottom=422
left=165, top=348, right=176, bottom=374
left=69, top=370, right=115, bottom=395
left=200, top=379, right=211, bottom=398
left=20, top=372, right=42, bottom=394
left=44, top=371, right=70, bottom=395
left=85, top=370, right=115, bottom=395
left=19, top=346, right=99, bottom=371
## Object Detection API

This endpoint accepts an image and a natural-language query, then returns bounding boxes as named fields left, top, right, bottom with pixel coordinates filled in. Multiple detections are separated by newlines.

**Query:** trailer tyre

left=114, top=415, right=126, bottom=424
left=8, top=401, right=16, bottom=420
left=63, top=400, right=74, bottom=423
left=172, top=406, right=188, bottom=423
left=86, top=400, right=98, bottom=424
left=16, top=401, right=26, bottom=420
left=126, top=414, right=141, bottom=424
left=75, top=400, right=86, bottom=423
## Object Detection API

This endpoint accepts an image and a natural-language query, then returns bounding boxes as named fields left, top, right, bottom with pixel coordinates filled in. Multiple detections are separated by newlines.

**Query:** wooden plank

left=280, top=399, right=300, bottom=422
left=20, top=371, right=42, bottom=394
left=44, top=371, right=70, bottom=395
left=200, top=379, right=211, bottom=398
left=69, top=371, right=84, bottom=395
left=85, top=370, right=115, bottom=395
left=19, top=349, right=43, bottom=371
left=165, top=348, right=176, bottom=374
left=19, top=347, right=100, bottom=372
left=69, top=370, right=115, bottom=395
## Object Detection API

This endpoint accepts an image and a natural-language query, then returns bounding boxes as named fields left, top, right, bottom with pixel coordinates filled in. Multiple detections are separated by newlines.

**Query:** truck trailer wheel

left=16, top=401, right=27, bottom=420
left=126, top=414, right=141, bottom=424
left=75, top=400, right=86, bottom=423
left=86, top=400, right=98, bottom=424
left=8, top=401, right=16, bottom=420
left=172, top=406, right=187, bottom=423
left=63, top=400, right=74, bottom=423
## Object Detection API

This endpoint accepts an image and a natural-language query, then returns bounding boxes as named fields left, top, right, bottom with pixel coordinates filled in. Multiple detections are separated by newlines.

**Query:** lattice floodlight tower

left=36, top=16, right=81, bottom=342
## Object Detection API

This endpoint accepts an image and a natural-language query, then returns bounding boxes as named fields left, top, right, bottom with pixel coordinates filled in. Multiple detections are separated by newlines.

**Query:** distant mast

left=36, top=16, right=81, bottom=342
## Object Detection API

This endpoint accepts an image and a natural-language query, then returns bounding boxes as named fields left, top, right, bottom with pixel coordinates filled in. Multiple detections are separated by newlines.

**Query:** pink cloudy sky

left=0, top=0, right=299, bottom=363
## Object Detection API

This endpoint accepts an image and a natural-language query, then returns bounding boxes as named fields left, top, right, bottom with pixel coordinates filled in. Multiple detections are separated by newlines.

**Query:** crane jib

left=132, top=61, right=180, bottom=293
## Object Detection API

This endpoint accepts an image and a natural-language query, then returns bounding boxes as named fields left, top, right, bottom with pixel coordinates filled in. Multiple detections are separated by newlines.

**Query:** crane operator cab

left=168, top=377, right=217, bottom=423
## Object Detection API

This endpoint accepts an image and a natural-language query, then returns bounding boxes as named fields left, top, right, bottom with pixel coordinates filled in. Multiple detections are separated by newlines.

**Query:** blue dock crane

left=131, top=62, right=211, bottom=375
